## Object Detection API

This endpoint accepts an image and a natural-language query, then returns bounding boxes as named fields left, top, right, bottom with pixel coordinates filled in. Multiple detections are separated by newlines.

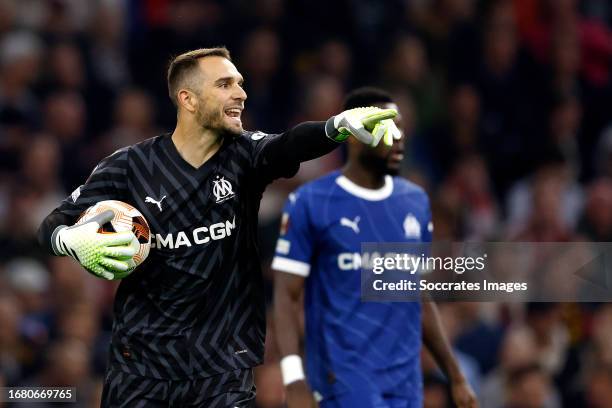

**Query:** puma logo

left=340, top=216, right=360, bottom=234
left=145, top=195, right=167, bottom=211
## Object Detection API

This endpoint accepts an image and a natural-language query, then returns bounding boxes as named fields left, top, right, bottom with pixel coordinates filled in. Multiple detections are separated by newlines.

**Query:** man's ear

left=177, top=89, right=198, bottom=113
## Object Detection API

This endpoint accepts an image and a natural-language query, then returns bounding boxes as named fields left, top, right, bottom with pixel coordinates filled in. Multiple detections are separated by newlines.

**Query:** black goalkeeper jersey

left=39, top=122, right=337, bottom=380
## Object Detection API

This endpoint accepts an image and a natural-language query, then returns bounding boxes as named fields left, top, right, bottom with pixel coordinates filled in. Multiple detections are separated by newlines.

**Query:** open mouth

left=224, top=108, right=242, bottom=121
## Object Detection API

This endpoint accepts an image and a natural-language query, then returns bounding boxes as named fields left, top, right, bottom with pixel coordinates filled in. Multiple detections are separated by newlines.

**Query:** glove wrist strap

left=51, top=225, right=68, bottom=256
left=325, top=116, right=348, bottom=142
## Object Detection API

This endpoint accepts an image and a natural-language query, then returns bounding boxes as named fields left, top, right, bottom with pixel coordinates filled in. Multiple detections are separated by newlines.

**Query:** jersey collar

left=335, top=174, right=393, bottom=201
left=162, top=134, right=227, bottom=178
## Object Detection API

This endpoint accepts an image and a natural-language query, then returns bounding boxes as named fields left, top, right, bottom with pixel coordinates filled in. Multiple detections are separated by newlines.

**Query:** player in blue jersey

left=272, top=88, right=478, bottom=408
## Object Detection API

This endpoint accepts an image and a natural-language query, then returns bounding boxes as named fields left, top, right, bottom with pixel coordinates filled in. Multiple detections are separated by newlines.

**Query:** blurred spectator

left=576, top=179, right=612, bottom=241
left=87, top=0, right=129, bottom=90
left=0, top=184, right=43, bottom=259
left=476, top=0, right=540, bottom=198
left=40, top=40, right=116, bottom=134
left=42, top=90, right=91, bottom=191
left=558, top=305, right=612, bottom=405
left=43, top=90, right=85, bottom=145
left=15, top=338, right=94, bottom=408
left=547, top=93, right=583, bottom=177
left=238, top=27, right=285, bottom=132
left=228, top=0, right=286, bottom=29
left=504, top=364, right=559, bottom=408
left=293, top=75, right=343, bottom=125
left=510, top=175, right=567, bottom=241
left=101, top=87, right=158, bottom=155
left=348, top=0, right=405, bottom=65
left=481, top=326, right=562, bottom=408
left=0, top=32, right=36, bottom=171
left=584, top=364, right=612, bottom=408
left=0, top=293, right=25, bottom=386
left=517, top=0, right=612, bottom=87
left=314, top=39, right=352, bottom=88
left=56, top=300, right=99, bottom=347
left=0, top=0, right=17, bottom=36
left=438, top=154, right=499, bottom=240
left=381, top=34, right=444, bottom=133
left=4, top=258, right=51, bottom=348
left=429, top=83, right=483, bottom=182
left=430, top=196, right=464, bottom=240
left=290, top=74, right=343, bottom=180
left=39, top=0, right=93, bottom=39
left=595, top=124, right=612, bottom=178
left=547, top=20, right=581, bottom=101
left=589, top=305, right=612, bottom=366
left=408, top=0, right=480, bottom=80
left=45, top=41, right=86, bottom=92
left=0, top=30, right=42, bottom=129
left=506, top=151, right=583, bottom=237
left=453, top=303, right=505, bottom=376
left=20, top=135, right=65, bottom=226
left=44, top=339, right=90, bottom=388
left=0, top=104, right=30, bottom=174
left=524, top=303, right=570, bottom=376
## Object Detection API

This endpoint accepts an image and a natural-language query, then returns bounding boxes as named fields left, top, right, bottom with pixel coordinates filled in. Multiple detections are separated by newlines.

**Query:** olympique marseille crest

left=213, top=175, right=235, bottom=203
left=403, top=213, right=421, bottom=239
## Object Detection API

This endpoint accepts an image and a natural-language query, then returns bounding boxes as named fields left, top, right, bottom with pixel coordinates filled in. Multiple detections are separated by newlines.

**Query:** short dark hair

left=343, top=87, right=393, bottom=110
left=167, top=47, right=231, bottom=106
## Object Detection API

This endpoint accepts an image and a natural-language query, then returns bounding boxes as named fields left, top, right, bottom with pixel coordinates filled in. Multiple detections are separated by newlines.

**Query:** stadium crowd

left=0, top=0, right=611, bottom=406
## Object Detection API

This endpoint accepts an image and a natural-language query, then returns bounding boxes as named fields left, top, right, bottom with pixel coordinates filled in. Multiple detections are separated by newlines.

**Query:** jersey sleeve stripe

left=271, top=256, right=311, bottom=277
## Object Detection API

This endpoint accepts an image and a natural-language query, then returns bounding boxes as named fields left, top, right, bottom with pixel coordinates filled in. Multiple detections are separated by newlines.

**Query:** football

left=78, top=200, right=151, bottom=273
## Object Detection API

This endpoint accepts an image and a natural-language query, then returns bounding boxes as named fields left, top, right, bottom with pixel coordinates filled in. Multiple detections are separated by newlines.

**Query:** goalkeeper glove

left=51, top=210, right=138, bottom=280
left=325, top=106, right=402, bottom=147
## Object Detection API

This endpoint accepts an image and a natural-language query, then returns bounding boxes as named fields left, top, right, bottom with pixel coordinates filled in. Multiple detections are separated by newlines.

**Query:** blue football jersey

left=272, top=170, right=432, bottom=404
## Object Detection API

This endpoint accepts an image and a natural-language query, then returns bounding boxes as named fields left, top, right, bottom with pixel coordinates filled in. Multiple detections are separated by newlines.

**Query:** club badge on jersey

left=213, top=176, right=235, bottom=203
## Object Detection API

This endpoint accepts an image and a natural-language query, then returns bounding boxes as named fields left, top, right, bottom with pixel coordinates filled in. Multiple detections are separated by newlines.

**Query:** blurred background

left=0, top=0, right=611, bottom=407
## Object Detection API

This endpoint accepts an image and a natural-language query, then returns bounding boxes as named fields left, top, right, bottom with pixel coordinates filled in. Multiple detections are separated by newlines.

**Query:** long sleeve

left=37, top=147, right=130, bottom=255
left=249, top=121, right=340, bottom=183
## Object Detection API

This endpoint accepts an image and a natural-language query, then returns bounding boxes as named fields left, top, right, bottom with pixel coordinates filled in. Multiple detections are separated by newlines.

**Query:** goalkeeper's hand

left=325, top=106, right=402, bottom=147
left=51, top=210, right=138, bottom=280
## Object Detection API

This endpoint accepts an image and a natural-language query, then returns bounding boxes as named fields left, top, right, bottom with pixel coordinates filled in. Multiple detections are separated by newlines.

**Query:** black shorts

left=100, top=367, right=256, bottom=408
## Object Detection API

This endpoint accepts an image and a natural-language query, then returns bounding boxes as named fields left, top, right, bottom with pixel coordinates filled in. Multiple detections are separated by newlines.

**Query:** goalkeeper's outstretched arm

left=250, top=107, right=399, bottom=184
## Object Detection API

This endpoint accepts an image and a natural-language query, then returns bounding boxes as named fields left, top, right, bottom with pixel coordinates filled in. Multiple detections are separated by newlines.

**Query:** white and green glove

left=325, top=106, right=402, bottom=147
left=51, top=210, right=138, bottom=280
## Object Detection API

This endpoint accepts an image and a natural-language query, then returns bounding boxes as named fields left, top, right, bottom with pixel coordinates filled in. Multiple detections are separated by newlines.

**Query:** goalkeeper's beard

left=195, top=102, right=242, bottom=137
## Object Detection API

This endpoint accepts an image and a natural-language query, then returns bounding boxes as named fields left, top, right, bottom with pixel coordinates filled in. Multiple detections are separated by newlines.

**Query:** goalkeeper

left=37, top=47, right=400, bottom=407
